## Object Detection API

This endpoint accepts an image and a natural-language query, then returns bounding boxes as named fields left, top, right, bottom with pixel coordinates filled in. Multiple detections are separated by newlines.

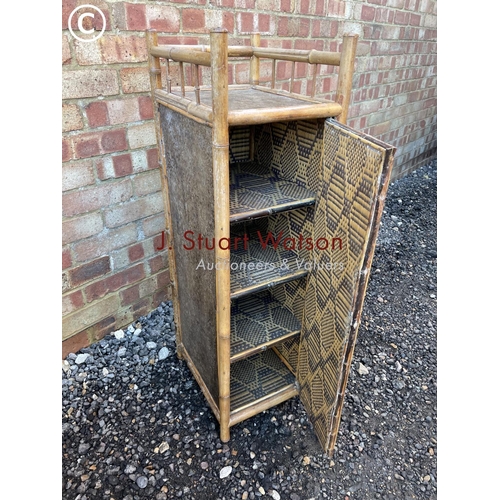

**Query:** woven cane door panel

left=297, top=119, right=393, bottom=455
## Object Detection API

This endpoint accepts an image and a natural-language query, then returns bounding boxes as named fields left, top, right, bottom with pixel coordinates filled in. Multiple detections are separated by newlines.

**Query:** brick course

left=62, top=0, right=436, bottom=354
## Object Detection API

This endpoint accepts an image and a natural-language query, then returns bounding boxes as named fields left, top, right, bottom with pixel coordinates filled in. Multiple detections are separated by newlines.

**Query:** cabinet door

left=297, top=119, right=396, bottom=457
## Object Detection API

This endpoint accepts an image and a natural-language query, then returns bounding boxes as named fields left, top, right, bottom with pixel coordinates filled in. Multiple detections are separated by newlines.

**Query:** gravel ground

left=62, top=160, right=437, bottom=500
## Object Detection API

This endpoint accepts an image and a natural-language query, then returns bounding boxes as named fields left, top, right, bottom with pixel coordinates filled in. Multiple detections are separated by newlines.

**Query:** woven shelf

left=230, top=238, right=307, bottom=299
left=229, top=349, right=298, bottom=413
left=230, top=290, right=301, bottom=363
left=230, top=161, right=316, bottom=223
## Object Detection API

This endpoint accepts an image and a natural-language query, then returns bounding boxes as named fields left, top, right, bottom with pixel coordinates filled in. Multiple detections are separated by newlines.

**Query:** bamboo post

left=210, top=28, right=231, bottom=443
left=336, top=34, right=358, bottom=124
left=145, top=29, right=184, bottom=359
left=146, top=30, right=162, bottom=91
left=250, top=32, right=261, bottom=86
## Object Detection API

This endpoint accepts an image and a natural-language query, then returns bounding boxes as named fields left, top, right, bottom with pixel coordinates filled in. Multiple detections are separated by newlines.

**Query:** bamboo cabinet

left=147, top=29, right=396, bottom=456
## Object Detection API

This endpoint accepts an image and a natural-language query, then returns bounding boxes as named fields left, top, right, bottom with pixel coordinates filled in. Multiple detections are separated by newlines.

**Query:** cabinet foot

left=220, top=425, right=230, bottom=442
left=176, top=344, right=184, bottom=360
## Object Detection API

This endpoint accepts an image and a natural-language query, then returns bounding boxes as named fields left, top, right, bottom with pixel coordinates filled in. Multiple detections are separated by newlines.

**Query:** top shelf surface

left=178, top=87, right=319, bottom=111
left=154, top=86, right=343, bottom=126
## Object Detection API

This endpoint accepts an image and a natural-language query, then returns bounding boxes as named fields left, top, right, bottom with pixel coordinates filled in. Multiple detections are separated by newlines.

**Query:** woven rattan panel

left=269, top=279, right=307, bottom=374
left=296, top=119, right=392, bottom=455
left=230, top=290, right=301, bottom=362
left=254, top=119, right=324, bottom=193
left=230, top=350, right=296, bottom=411
left=251, top=120, right=323, bottom=371
left=229, top=127, right=251, bottom=163
left=269, top=278, right=307, bottom=327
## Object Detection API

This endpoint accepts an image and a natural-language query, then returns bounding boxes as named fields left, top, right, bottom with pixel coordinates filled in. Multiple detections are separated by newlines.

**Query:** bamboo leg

left=210, top=29, right=231, bottom=443
left=336, top=34, right=358, bottom=124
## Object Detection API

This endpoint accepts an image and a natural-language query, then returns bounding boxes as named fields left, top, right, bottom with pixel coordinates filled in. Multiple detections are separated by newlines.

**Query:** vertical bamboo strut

left=249, top=33, right=260, bottom=162
left=193, top=64, right=201, bottom=104
left=210, top=29, right=231, bottom=443
left=179, top=61, right=185, bottom=97
left=271, top=60, right=276, bottom=89
left=336, top=34, right=358, bottom=124
left=145, top=29, right=184, bottom=358
left=166, top=59, right=172, bottom=93
left=311, top=64, right=318, bottom=98
left=250, top=33, right=261, bottom=87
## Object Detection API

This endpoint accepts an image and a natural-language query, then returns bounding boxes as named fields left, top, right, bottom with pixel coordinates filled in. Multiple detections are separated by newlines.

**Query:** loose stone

left=219, top=466, right=232, bottom=478
left=113, top=329, right=125, bottom=339
left=75, top=353, right=89, bottom=365
left=136, top=476, right=148, bottom=488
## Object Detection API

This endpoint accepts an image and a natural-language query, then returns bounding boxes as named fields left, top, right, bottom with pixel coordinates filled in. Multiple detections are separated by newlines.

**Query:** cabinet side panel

left=297, top=119, right=394, bottom=456
left=159, top=106, right=218, bottom=403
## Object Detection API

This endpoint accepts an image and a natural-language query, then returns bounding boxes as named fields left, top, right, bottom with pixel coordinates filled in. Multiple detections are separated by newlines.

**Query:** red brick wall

left=62, top=0, right=437, bottom=354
